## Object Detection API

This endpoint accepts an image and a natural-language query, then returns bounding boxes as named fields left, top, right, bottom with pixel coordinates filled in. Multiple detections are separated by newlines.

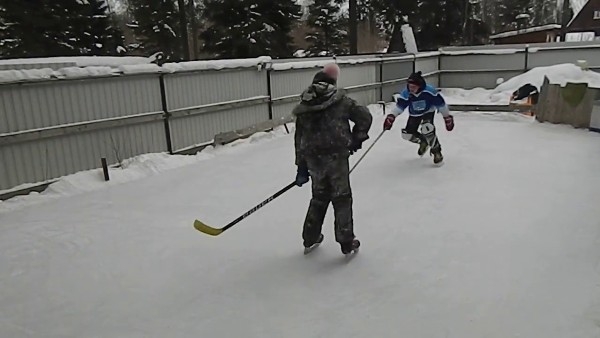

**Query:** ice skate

left=418, top=141, right=429, bottom=157
left=303, top=233, right=324, bottom=254
left=432, top=150, right=444, bottom=166
left=340, top=238, right=360, bottom=255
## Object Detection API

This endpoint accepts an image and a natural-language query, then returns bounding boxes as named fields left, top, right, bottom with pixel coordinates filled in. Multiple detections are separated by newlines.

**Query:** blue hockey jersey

left=392, top=84, right=450, bottom=117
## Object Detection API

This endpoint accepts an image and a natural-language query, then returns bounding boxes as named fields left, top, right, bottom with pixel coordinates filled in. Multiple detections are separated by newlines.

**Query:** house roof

left=566, top=0, right=592, bottom=27
left=489, top=24, right=562, bottom=39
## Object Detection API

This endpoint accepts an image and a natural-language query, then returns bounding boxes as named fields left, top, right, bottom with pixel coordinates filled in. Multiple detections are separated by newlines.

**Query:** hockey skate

left=431, top=149, right=443, bottom=165
left=417, top=141, right=429, bottom=157
left=340, top=238, right=360, bottom=255
left=303, top=233, right=324, bottom=254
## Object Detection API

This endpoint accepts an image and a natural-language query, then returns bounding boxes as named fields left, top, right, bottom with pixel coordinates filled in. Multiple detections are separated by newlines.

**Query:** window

left=594, top=10, right=600, bottom=19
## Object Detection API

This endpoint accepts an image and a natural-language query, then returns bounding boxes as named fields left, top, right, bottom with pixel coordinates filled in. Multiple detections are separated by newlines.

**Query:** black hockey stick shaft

left=194, top=129, right=386, bottom=236
left=222, top=181, right=296, bottom=232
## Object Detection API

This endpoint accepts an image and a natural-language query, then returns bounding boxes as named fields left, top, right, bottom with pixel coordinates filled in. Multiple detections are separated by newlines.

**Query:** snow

left=162, top=56, right=272, bottom=72
left=493, top=63, right=600, bottom=93
left=1, top=104, right=600, bottom=337
left=401, top=24, right=418, bottom=54
left=0, top=56, right=154, bottom=67
left=0, top=66, right=120, bottom=83
left=440, top=87, right=510, bottom=105
left=271, top=57, right=382, bottom=70
left=489, top=24, right=562, bottom=40
left=441, top=63, right=600, bottom=105
left=440, top=48, right=525, bottom=55
left=118, top=64, right=162, bottom=75
left=0, top=56, right=273, bottom=83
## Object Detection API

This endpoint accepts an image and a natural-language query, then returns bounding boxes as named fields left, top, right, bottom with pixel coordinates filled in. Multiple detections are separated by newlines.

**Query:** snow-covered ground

left=441, top=63, right=600, bottom=106
left=1, top=104, right=600, bottom=337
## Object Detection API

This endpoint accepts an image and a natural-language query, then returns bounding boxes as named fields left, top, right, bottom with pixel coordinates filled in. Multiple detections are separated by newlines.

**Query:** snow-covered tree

left=0, top=0, right=125, bottom=58
left=305, top=0, right=348, bottom=56
left=128, top=0, right=182, bottom=60
left=200, top=0, right=301, bottom=59
left=79, top=0, right=125, bottom=55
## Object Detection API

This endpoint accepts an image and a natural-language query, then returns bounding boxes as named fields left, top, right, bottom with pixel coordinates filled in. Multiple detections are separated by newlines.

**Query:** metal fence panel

left=272, top=102, right=297, bottom=121
left=339, top=63, right=378, bottom=106
left=346, top=89, right=379, bottom=106
left=527, top=47, right=600, bottom=69
left=163, top=69, right=267, bottom=110
left=415, top=55, right=439, bottom=74
left=270, top=68, right=318, bottom=99
left=381, top=59, right=413, bottom=101
left=169, top=103, right=269, bottom=151
left=440, top=52, right=526, bottom=72
left=0, top=76, right=162, bottom=134
left=441, top=70, right=523, bottom=89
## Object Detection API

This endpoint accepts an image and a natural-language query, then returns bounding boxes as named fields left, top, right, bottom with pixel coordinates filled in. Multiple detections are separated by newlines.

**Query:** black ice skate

left=432, top=149, right=443, bottom=165
left=418, top=141, right=429, bottom=157
left=340, top=238, right=360, bottom=255
left=303, top=234, right=324, bottom=254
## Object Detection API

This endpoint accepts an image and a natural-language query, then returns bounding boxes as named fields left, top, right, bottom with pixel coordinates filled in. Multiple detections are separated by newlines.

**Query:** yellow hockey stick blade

left=193, top=220, right=224, bottom=236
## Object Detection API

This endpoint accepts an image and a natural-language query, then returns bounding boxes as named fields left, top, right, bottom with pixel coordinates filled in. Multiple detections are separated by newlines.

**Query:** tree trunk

left=189, top=0, right=198, bottom=59
left=387, top=23, right=405, bottom=53
left=349, top=0, right=358, bottom=54
left=560, top=0, right=570, bottom=41
left=177, top=0, right=190, bottom=60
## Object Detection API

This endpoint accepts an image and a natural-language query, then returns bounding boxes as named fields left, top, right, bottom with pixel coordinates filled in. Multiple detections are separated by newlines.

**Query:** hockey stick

left=349, top=130, right=385, bottom=174
left=194, top=130, right=386, bottom=236
left=194, top=181, right=297, bottom=236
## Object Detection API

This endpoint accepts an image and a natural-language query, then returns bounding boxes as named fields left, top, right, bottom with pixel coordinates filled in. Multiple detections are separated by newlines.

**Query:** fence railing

left=2, top=41, right=600, bottom=194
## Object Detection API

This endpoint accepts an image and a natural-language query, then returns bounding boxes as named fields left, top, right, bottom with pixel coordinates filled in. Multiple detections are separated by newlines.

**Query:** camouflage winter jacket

left=292, top=81, right=372, bottom=167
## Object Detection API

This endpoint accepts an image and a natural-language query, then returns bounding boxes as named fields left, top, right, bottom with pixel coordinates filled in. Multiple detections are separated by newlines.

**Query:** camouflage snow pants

left=302, top=153, right=354, bottom=245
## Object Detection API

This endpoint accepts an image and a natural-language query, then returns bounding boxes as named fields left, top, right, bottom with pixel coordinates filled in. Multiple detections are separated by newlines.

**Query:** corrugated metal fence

left=2, top=41, right=600, bottom=193
left=438, top=41, right=600, bottom=88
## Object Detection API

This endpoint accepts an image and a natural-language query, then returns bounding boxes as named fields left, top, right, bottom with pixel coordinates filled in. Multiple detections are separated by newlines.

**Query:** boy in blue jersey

left=383, top=71, right=454, bottom=164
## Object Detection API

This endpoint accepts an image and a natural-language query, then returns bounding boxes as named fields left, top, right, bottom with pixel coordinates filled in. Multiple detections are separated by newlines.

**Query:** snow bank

left=440, top=88, right=510, bottom=105
left=440, top=63, right=600, bottom=106
left=492, top=63, right=600, bottom=94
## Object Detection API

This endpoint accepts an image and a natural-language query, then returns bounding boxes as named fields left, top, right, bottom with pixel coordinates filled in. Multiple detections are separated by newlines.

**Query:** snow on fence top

left=439, top=48, right=526, bottom=55
left=0, top=55, right=155, bottom=68
left=0, top=53, right=443, bottom=84
left=440, top=41, right=600, bottom=55
left=0, top=56, right=274, bottom=85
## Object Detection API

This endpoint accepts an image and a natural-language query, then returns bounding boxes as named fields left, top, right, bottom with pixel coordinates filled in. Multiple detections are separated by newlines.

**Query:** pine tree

left=128, top=0, right=182, bottom=60
left=200, top=0, right=301, bottom=59
left=0, top=0, right=125, bottom=58
left=80, top=0, right=125, bottom=55
left=305, top=0, right=348, bottom=56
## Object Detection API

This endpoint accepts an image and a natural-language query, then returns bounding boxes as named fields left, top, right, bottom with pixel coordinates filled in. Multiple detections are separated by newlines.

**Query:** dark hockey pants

left=302, top=153, right=354, bottom=245
left=402, top=111, right=441, bottom=153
